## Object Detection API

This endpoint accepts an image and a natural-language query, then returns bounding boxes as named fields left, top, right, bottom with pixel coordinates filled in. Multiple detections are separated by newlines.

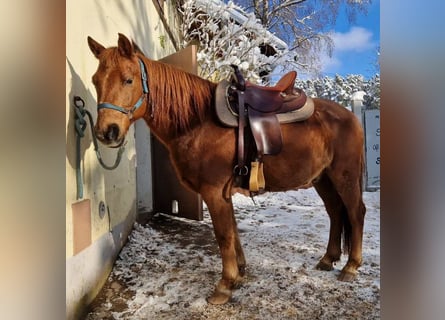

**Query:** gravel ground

left=85, top=188, right=380, bottom=319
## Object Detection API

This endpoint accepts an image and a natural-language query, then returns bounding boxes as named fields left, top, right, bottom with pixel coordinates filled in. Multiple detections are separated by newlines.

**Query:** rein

left=73, top=96, right=126, bottom=199
left=97, top=58, right=149, bottom=119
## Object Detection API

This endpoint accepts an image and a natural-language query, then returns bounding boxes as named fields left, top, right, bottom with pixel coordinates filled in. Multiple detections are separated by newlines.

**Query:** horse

left=87, top=33, right=366, bottom=305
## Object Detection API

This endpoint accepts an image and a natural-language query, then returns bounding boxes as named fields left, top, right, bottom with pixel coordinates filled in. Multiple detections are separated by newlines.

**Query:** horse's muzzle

left=95, top=124, right=122, bottom=147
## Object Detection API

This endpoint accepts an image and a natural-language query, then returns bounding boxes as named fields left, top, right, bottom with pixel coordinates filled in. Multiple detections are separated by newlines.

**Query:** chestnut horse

left=87, top=34, right=366, bottom=305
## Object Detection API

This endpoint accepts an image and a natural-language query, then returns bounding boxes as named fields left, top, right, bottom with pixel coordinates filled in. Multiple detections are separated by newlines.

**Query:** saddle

left=215, top=65, right=315, bottom=194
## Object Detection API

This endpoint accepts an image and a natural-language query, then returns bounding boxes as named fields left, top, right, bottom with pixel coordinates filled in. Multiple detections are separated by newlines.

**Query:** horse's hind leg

left=200, top=185, right=244, bottom=305
left=313, top=173, right=344, bottom=271
left=338, top=186, right=366, bottom=281
left=328, top=167, right=366, bottom=282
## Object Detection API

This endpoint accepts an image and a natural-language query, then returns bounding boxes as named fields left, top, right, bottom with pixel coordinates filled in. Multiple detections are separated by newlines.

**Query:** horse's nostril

left=94, top=127, right=104, bottom=140
left=106, top=124, right=120, bottom=141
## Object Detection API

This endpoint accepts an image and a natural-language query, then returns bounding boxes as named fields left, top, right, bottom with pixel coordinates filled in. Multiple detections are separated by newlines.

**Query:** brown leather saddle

left=215, top=65, right=314, bottom=193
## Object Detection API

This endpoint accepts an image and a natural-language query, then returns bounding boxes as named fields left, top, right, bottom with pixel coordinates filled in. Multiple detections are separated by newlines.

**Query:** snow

left=180, top=0, right=290, bottom=83
left=86, top=188, right=380, bottom=319
left=294, top=75, right=380, bottom=109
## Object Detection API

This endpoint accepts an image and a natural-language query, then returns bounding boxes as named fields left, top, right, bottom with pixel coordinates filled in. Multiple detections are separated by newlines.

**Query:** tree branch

left=268, top=0, right=307, bottom=18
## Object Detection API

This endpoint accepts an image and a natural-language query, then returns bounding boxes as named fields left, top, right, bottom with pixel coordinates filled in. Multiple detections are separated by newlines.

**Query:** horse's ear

left=87, top=36, right=105, bottom=58
left=117, top=33, right=134, bottom=58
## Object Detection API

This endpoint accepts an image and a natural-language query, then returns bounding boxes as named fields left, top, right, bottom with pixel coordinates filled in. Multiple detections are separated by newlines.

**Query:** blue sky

left=319, top=0, right=380, bottom=78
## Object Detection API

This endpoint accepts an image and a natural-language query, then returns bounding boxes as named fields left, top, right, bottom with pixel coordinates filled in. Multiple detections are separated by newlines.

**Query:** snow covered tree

left=295, top=74, right=380, bottom=109
left=178, top=0, right=379, bottom=107
left=362, top=74, right=380, bottom=109
left=179, top=0, right=292, bottom=83
left=227, top=0, right=373, bottom=76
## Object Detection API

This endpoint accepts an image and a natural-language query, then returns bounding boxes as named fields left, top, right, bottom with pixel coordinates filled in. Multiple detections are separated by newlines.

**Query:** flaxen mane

left=141, top=55, right=216, bottom=133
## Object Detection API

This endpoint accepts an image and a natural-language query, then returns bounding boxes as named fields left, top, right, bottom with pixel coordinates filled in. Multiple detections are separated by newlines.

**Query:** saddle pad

left=215, top=80, right=315, bottom=128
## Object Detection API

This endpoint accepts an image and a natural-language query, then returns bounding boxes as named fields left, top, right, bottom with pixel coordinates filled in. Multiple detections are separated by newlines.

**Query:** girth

left=215, top=65, right=315, bottom=194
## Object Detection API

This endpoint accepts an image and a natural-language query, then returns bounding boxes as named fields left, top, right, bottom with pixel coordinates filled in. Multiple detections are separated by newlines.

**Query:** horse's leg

left=201, top=185, right=243, bottom=304
left=313, top=173, right=344, bottom=271
left=337, top=185, right=366, bottom=281
left=328, top=167, right=366, bottom=282
left=339, top=187, right=366, bottom=281
left=232, top=209, right=246, bottom=277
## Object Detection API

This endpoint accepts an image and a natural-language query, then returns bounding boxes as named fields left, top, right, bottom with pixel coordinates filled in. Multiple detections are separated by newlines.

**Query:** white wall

left=135, top=119, right=153, bottom=212
left=66, top=0, right=177, bottom=318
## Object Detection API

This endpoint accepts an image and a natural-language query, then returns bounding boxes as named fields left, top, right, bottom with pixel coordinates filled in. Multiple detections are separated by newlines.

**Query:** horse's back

left=281, top=98, right=362, bottom=154
left=311, top=98, right=364, bottom=156
left=262, top=98, right=364, bottom=191
left=293, top=98, right=364, bottom=150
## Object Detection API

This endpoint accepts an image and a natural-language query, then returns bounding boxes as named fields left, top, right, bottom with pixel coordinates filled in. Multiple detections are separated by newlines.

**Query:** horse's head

left=87, top=33, right=148, bottom=147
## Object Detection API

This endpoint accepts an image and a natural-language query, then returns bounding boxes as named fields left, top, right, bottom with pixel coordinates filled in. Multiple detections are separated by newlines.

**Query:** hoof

left=207, top=288, right=232, bottom=305
left=338, top=270, right=356, bottom=282
left=316, top=260, right=334, bottom=271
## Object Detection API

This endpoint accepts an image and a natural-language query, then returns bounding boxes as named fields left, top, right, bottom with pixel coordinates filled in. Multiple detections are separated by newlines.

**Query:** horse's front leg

left=201, top=185, right=244, bottom=305
left=232, top=211, right=246, bottom=277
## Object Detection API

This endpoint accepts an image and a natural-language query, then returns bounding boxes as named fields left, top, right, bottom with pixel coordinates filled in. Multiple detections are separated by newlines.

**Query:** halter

left=97, top=58, right=149, bottom=120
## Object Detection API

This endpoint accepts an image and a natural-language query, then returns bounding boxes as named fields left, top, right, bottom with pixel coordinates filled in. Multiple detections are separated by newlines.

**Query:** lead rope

left=73, top=95, right=126, bottom=199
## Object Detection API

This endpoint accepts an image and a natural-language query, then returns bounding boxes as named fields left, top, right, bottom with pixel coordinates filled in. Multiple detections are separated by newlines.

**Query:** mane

left=141, top=54, right=216, bottom=133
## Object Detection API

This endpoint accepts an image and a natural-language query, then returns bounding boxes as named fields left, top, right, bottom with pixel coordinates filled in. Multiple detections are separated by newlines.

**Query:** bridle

left=97, top=58, right=149, bottom=120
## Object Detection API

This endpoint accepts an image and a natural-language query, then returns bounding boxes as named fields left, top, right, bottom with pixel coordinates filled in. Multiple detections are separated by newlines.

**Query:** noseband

left=97, top=58, right=149, bottom=120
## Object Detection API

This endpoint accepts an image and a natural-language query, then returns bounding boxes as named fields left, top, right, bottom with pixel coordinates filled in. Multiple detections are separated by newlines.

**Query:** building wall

left=66, top=1, right=177, bottom=318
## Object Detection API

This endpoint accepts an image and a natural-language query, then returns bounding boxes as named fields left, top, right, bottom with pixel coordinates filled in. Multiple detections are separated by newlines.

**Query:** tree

left=178, top=0, right=378, bottom=96
left=295, top=73, right=380, bottom=109
left=179, top=0, right=292, bottom=82
left=227, top=0, right=372, bottom=75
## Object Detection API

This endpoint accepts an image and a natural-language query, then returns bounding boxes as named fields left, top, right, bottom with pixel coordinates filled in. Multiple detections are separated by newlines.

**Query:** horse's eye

left=124, top=79, right=133, bottom=85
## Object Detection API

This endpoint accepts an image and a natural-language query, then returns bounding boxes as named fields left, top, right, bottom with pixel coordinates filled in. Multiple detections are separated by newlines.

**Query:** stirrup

left=249, top=161, right=265, bottom=192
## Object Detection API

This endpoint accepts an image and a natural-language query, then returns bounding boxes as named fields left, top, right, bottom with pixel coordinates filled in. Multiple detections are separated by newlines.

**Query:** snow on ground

left=86, top=188, right=380, bottom=319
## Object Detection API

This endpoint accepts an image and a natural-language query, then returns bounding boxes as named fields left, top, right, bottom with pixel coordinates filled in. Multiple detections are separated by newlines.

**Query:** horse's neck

left=143, top=113, right=215, bottom=159
left=140, top=59, right=217, bottom=144
left=142, top=87, right=217, bottom=147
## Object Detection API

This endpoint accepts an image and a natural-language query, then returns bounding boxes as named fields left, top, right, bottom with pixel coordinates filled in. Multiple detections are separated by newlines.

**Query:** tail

left=342, top=150, right=366, bottom=254
left=342, top=208, right=352, bottom=254
left=342, top=152, right=366, bottom=254
left=359, top=151, right=365, bottom=194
